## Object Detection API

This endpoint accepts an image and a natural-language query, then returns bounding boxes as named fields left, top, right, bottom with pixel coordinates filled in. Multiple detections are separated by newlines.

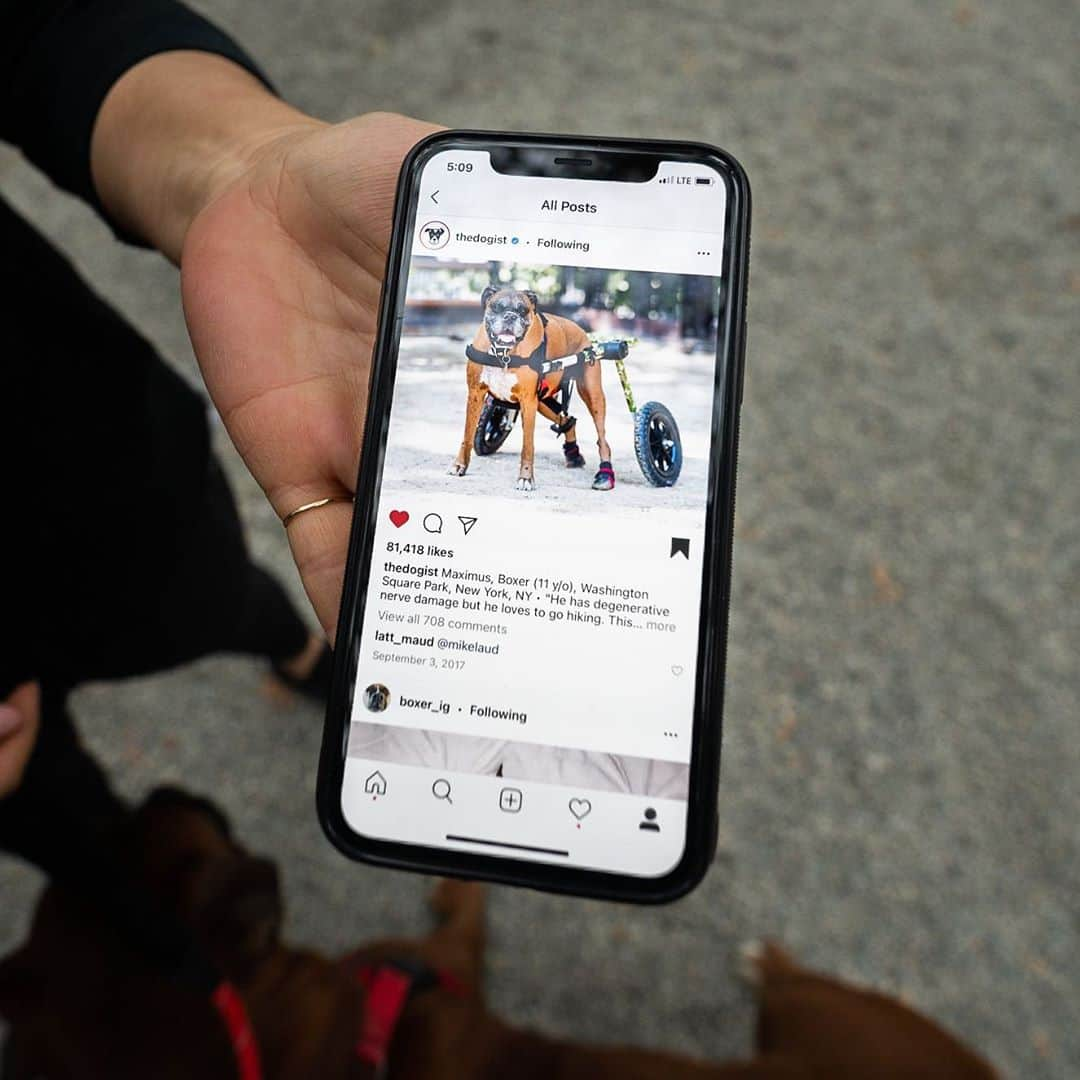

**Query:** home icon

left=364, top=770, right=387, bottom=796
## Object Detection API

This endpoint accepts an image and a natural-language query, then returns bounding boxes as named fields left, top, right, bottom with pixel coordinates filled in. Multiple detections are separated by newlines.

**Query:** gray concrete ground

left=1, top=2, right=1077, bottom=1076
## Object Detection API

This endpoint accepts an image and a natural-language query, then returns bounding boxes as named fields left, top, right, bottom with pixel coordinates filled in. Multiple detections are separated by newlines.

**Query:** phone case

left=316, top=130, right=751, bottom=902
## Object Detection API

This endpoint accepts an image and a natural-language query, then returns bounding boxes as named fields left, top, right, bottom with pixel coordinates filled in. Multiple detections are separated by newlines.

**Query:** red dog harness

left=208, top=959, right=466, bottom=1080
left=210, top=981, right=262, bottom=1080
left=351, top=958, right=469, bottom=1072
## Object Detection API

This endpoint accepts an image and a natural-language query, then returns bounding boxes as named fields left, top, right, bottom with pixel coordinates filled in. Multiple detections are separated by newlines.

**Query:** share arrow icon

left=458, top=515, right=478, bottom=536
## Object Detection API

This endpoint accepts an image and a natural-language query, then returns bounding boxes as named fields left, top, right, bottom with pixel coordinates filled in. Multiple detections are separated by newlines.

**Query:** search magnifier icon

left=431, top=778, right=453, bottom=804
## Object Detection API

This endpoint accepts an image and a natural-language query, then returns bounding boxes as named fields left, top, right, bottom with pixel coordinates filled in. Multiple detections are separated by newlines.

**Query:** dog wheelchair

left=472, top=337, right=684, bottom=487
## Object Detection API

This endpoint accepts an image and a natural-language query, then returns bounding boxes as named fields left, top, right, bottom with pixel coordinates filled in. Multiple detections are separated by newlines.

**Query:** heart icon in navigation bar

left=568, top=798, right=592, bottom=820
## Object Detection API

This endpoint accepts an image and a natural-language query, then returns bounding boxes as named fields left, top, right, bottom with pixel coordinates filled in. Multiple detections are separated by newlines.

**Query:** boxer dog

left=450, top=285, right=615, bottom=491
left=0, top=787, right=999, bottom=1079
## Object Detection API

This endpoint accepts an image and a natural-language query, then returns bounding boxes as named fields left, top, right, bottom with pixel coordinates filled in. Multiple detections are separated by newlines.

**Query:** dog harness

left=466, top=315, right=626, bottom=380
left=210, top=980, right=262, bottom=1080
left=465, top=311, right=551, bottom=373
left=349, top=956, right=469, bottom=1074
left=206, top=958, right=466, bottom=1080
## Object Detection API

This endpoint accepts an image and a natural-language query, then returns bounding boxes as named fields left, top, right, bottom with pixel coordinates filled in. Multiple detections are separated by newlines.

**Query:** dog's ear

left=524, top=290, right=540, bottom=311
left=480, top=284, right=499, bottom=310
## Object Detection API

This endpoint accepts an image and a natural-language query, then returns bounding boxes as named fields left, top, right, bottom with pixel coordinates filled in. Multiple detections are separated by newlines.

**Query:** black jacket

left=0, top=0, right=269, bottom=696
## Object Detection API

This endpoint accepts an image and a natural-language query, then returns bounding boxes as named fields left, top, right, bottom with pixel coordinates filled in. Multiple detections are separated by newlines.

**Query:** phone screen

left=339, top=146, right=730, bottom=879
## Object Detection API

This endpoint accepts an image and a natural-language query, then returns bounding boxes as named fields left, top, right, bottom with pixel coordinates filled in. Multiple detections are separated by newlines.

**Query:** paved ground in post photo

left=1, top=2, right=1077, bottom=1076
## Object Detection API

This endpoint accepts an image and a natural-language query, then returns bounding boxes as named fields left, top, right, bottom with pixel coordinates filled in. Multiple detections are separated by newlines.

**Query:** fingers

left=283, top=500, right=355, bottom=643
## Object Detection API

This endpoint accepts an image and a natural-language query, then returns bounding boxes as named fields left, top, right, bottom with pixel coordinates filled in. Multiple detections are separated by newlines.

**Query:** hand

left=180, top=112, right=440, bottom=639
left=91, top=53, right=438, bottom=640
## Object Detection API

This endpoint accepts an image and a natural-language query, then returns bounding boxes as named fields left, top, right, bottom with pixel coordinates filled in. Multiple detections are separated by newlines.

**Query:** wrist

left=91, top=51, right=323, bottom=262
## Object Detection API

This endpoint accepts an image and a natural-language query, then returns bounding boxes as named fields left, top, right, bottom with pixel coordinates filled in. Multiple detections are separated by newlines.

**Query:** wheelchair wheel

left=474, top=395, right=517, bottom=456
left=633, top=401, right=682, bottom=486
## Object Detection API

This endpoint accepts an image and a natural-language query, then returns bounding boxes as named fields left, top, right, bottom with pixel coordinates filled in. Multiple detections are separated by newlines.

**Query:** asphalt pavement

left=1, top=2, right=1076, bottom=1075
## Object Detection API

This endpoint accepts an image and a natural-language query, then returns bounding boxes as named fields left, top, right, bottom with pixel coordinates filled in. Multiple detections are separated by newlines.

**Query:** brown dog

left=451, top=286, right=614, bottom=491
left=0, top=789, right=999, bottom=1079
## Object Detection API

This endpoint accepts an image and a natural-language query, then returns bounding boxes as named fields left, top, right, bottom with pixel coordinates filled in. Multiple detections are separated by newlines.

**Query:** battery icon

left=695, top=176, right=714, bottom=186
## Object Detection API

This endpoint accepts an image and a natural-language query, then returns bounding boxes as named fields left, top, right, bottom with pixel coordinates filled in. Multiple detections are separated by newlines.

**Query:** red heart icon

left=389, top=510, right=409, bottom=528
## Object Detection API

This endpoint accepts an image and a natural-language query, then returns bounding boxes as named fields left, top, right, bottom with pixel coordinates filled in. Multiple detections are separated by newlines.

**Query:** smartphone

left=317, top=131, right=750, bottom=902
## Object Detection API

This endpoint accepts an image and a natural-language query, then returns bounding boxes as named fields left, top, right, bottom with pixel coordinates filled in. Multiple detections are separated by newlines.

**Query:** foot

left=563, top=440, right=586, bottom=468
left=276, top=632, right=324, bottom=681
left=515, top=476, right=535, bottom=491
left=271, top=634, right=332, bottom=702
left=591, top=461, right=615, bottom=490
left=449, top=461, right=468, bottom=476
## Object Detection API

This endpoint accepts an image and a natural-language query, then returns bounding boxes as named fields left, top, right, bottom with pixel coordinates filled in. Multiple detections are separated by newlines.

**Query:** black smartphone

left=317, top=131, right=750, bottom=902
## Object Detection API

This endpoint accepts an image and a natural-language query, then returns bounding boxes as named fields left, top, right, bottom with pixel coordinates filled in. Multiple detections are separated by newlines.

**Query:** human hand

left=181, top=111, right=440, bottom=640
left=90, top=53, right=438, bottom=641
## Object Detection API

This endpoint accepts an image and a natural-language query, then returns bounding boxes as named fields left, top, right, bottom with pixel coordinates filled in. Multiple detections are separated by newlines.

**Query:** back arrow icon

left=431, top=190, right=439, bottom=204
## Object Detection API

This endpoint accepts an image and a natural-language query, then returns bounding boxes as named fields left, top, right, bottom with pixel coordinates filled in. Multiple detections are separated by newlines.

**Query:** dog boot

left=592, top=461, right=615, bottom=490
left=563, top=440, right=586, bottom=468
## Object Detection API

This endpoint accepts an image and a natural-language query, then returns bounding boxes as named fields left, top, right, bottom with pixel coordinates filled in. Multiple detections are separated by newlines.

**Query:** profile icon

left=419, top=220, right=449, bottom=250
left=363, top=683, right=390, bottom=713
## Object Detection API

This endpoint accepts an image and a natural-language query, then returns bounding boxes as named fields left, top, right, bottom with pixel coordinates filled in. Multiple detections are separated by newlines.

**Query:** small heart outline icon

left=671, top=665, right=684, bottom=676
left=389, top=510, right=409, bottom=528
left=568, top=798, right=591, bottom=820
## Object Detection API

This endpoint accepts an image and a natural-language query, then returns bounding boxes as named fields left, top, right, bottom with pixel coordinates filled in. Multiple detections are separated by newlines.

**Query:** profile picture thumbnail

left=363, top=683, right=391, bottom=713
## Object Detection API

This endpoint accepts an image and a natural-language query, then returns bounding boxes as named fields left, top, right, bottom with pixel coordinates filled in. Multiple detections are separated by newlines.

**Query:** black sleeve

left=0, top=0, right=273, bottom=225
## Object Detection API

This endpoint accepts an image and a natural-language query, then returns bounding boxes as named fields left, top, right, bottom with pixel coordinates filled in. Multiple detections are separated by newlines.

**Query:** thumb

left=284, top=501, right=353, bottom=644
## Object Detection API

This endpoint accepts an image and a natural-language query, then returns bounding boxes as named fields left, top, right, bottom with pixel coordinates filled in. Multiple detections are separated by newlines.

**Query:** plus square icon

left=499, top=788, right=523, bottom=813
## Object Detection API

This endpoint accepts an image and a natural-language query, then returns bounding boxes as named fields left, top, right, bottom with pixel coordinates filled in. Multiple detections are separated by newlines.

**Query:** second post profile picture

left=363, top=683, right=390, bottom=713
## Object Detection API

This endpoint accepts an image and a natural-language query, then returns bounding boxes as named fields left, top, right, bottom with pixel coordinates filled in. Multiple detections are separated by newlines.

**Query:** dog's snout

left=487, top=318, right=524, bottom=346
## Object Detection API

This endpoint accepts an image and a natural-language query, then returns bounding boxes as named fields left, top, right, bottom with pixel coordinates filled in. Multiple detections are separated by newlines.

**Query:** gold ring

left=282, top=496, right=354, bottom=529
